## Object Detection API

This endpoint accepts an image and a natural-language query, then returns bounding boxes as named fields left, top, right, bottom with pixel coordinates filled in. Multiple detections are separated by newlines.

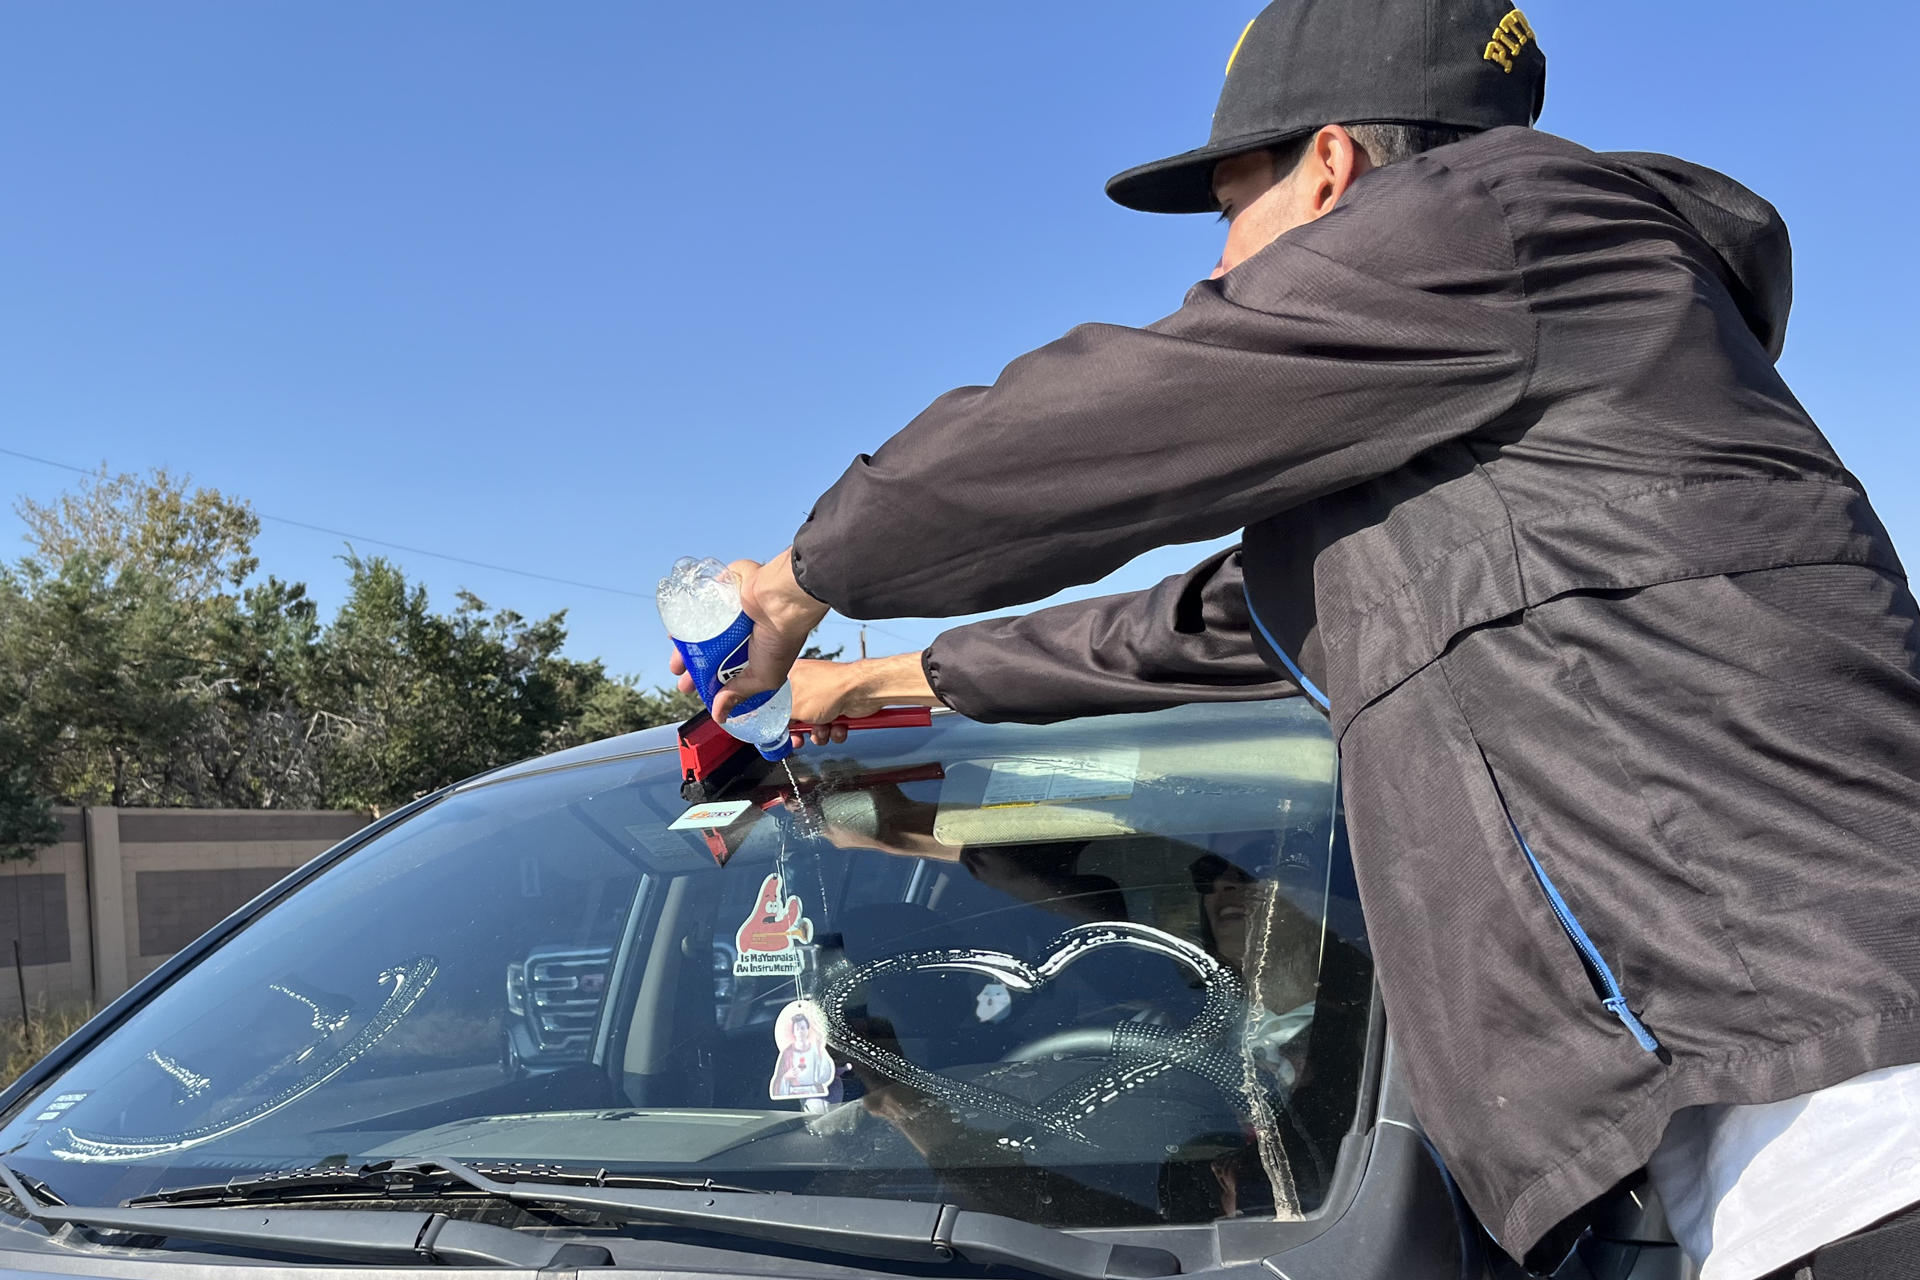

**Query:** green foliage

left=15, top=465, right=259, bottom=603
left=0, top=765, right=59, bottom=863
left=0, top=468, right=731, bottom=844
left=310, top=553, right=616, bottom=810
left=0, top=575, right=60, bottom=859
left=0, top=997, right=96, bottom=1088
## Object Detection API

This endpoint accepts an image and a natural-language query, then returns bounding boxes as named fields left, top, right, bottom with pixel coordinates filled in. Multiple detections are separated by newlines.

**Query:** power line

left=0, top=447, right=90, bottom=478
left=2, top=444, right=928, bottom=647
left=2, top=444, right=651, bottom=599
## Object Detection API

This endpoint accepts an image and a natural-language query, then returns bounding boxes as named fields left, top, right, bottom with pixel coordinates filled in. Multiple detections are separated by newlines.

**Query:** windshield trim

left=453, top=740, right=678, bottom=795
left=455, top=706, right=966, bottom=796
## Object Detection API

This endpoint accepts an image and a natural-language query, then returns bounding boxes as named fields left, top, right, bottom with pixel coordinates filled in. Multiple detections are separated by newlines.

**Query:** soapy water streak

left=1236, top=879, right=1301, bottom=1218
left=268, top=983, right=353, bottom=1035
left=818, top=922, right=1242, bottom=1149
left=143, top=1052, right=211, bottom=1101
left=50, top=957, right=438, bottom=1164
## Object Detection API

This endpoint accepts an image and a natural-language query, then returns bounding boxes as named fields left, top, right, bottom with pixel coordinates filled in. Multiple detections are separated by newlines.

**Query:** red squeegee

left=677, top=707, right=934, bottom=802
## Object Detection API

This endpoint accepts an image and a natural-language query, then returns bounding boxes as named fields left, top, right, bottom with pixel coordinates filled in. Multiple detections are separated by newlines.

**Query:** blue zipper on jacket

left=1242, top=589, right=1331, bottom=711
left=1245, top=588, right=1656, bottom=1052
left=1495, top=792, right=1661, bottom=1054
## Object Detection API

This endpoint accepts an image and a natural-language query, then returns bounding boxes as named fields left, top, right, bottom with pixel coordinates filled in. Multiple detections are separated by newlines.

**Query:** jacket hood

left=1601, top=151, right=1793, bottom=360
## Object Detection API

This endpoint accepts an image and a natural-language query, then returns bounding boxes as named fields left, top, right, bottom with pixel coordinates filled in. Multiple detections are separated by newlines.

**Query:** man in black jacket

left=675, top=2, right=1920, bottom=1273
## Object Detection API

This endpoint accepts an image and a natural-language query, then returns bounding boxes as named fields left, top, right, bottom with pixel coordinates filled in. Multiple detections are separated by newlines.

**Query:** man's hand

left=788, top=652, right=940, bottom=746
left=666, top=549, right=827, bottom=725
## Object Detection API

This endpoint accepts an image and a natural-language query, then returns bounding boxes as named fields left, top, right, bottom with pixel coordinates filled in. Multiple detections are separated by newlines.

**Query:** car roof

left=457, top=710, right=972, bottom=792
left=455, top=719, right=684, bottom=790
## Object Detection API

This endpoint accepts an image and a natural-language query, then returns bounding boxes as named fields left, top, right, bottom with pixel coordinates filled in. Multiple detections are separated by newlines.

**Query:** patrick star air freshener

left=733, top=872, right=814, bottom=977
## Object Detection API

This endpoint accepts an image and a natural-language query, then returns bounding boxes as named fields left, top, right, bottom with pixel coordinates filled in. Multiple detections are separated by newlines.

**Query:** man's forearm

left=788, top=652, right=942, bottom=735
left=846, top=652, right=942, bottom=707
left=750, top=548, right=831, bottom=638
left=923, top=547, right=1299, bottom=724
left=787, top=549, right=1296, bottom=730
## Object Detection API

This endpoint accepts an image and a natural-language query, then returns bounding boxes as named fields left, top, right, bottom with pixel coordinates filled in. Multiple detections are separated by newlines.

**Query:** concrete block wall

left=0, top=812, right=95, bottom=1017
left=0, top=808, right=369, bottom=1020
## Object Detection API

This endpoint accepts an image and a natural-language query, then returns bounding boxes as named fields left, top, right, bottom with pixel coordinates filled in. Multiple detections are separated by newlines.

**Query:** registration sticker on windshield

left=733, top=872, right=814, bottom=977
left=979, top=748, right=1141, bottom=808
left=769, top=999, right=836, bottom=1101
left=670, top=799, right=754, bottom=831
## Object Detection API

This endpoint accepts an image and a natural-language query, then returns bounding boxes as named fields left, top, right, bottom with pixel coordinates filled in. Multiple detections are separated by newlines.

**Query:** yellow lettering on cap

left=1226, top=18, right=1256, bottom=76
left=1483, top=7, right=1535, bottom=73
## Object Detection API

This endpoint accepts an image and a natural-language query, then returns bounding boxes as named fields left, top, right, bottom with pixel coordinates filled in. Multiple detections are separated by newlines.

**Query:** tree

left=0, top=554, right=205, bottom=809
left=0, top=764, right=59, bottom=863
left=0, top=468, right=790, bottom=843
left=0, top=571, right=61, bottom=859
left=15, top=466, right=259, bottom=605
left=553, top=669, right=705, bottom=750
left=4, top=466, right=269, bottom=812
left=308, top=553, right=697, bottom=812
left=176, top=577, right=327, bottom=808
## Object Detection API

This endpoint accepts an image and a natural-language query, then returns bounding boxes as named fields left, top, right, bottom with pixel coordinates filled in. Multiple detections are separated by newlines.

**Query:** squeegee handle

left=789, top=707, right=934, bottom=734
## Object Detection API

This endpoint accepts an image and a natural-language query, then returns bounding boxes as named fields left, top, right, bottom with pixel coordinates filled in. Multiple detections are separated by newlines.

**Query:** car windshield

left=0, top=701, right=1371, bottom=1228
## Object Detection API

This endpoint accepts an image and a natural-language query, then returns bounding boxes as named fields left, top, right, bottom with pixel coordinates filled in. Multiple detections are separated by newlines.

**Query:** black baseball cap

left=1106, top=0, right=1546, bottom=214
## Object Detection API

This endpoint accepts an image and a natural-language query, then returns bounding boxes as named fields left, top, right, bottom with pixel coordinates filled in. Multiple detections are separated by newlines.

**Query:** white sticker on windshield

left=31, top=1090, right=88, bottom=1123
left=979, top=748, right=1140, bottom=808
left=670, top=799, right=753, bottom=831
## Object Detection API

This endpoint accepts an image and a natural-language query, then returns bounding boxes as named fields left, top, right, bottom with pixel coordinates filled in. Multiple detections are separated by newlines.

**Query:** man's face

left=792, top=1016, right=814, bottom=1050
left=1201, top=861, right=1257, bottom=963
left=1208, top=128, right=1372, bottom=279
left=1210, top=151, right=1288, bottom=280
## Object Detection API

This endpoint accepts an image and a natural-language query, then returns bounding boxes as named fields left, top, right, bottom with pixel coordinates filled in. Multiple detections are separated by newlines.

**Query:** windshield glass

left=0, top=702, right=1371, bottom=1228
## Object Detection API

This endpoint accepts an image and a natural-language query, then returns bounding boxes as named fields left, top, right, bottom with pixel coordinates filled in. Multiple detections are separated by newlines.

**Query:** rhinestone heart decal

left=816, top=921, right=1243, bottom=1148
left=51, top=955, right=439, bottom=1164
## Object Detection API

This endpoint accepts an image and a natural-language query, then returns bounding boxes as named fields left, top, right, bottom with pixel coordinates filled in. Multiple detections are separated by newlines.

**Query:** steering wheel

left=999, top=1024, right=1122, bottom=1062
left=819, top=921, right=1245, bottom=1147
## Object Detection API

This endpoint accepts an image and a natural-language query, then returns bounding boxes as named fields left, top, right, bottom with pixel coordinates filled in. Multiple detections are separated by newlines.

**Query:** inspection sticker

left=670, top=799, right=754, bottom=831
left=733, top=872, right=814, bottom=977
left=980, top=748, right=1140, bottom=808
left=31, top=1091, right=88, bottom=1124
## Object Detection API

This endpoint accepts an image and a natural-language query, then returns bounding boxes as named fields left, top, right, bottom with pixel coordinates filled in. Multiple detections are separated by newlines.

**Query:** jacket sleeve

left=919, top=547, right=1298, bottom=725
left=790, top=156, right=1535, bottom=620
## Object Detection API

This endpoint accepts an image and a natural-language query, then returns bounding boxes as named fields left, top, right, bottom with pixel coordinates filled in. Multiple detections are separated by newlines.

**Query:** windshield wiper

left=127, top=1158, right=767, bottom=1207
left=5, top=1156, right=1180, bottom=1279
left=438, top=1157, right=1181, bottom=1280
left=0, top=1161, right=611, bottom=1268
left=127, top=1160, right=495, bottom=1207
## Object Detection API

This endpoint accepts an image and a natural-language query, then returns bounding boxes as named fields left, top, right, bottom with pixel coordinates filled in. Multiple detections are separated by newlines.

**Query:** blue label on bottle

left=672, top=611, right=774, bottom=719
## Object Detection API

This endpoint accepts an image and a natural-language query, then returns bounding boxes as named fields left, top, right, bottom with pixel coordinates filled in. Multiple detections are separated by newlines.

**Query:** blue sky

left=4, top=1, right=1916, bottom=689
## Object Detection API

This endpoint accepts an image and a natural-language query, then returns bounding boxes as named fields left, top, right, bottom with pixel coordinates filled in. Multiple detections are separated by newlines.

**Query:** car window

left=0, top=701, right=1371, bottom=1229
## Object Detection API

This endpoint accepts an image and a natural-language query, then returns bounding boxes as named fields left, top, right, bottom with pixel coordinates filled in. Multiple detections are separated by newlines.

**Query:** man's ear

left=1303, top=125, right=1373, bottom=221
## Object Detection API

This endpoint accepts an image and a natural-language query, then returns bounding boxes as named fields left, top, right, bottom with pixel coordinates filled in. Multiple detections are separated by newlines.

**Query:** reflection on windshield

left=0, top=702, right=1369, bottom=1230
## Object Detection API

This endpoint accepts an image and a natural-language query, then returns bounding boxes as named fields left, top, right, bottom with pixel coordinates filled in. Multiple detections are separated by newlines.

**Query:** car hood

left=362, top=1108, right=807, bottom=1165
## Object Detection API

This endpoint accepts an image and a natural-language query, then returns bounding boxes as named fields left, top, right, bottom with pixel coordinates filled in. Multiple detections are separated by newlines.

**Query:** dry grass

left=0, top=1000, right=95, bottom=1089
